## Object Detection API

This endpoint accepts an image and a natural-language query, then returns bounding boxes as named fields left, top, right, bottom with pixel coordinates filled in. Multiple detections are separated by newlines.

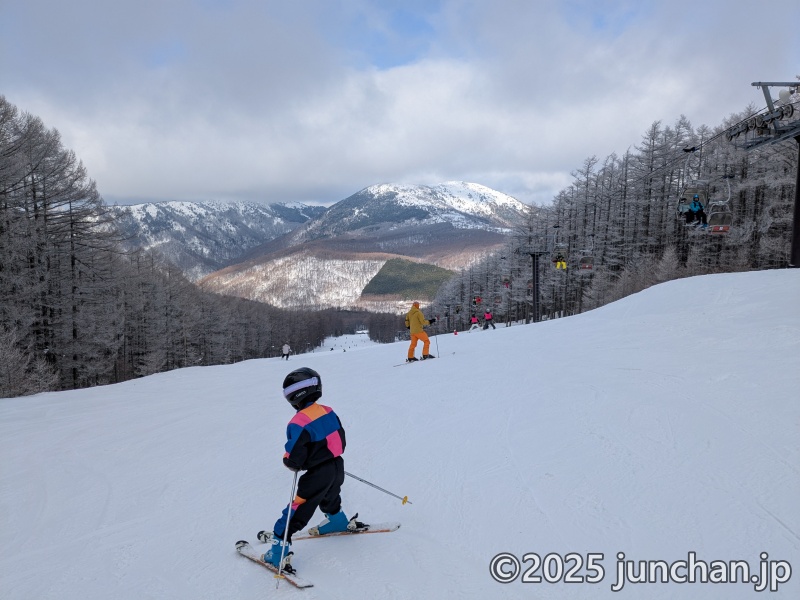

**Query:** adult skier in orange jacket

left=404, top=301, right=436, bottom=362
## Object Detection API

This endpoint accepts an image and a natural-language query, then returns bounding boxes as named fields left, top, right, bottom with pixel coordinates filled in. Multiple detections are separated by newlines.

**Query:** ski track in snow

left=1, top=270, right=799, bottom=599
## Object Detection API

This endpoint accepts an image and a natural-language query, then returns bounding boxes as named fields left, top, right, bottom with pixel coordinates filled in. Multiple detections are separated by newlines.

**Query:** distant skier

left=685, top=194, right=708, bottom=228
left=468, top=314, right=481, bottom=332
left=404, top=301, right=436, bottom=362
left=261, top=367, right=358, bottom=570
left=282, top=343, right=292, bottom=360
left=483, top=310, right=496, bottom=330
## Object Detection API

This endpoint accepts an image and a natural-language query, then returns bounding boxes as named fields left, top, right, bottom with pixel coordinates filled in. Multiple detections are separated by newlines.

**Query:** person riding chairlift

left=685, top=194, right=708, bottom=229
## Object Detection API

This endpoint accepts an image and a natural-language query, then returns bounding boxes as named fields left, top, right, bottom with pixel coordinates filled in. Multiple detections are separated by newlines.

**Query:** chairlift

left=577, top=235, right=594, bottom=271
left=677, top=147, right=709, bottom=222
left=678, top=181, right=709, bottom=224
left=551, top=243, right=568, bottom=270
left=706, top=203, right=733, bottom=234
left=705, top=175, right=734, bottom=234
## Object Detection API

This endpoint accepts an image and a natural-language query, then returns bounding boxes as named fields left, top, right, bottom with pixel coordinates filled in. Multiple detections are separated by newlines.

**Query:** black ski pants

left=273, top=456, right=345, bottom=542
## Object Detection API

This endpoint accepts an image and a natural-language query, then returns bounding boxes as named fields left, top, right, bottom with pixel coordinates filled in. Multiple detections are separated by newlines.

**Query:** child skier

left=262, top=367, right=360, bottom=571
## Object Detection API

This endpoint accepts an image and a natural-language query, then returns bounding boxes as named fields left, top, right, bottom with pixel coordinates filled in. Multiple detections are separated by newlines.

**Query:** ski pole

left=276, top=470, right=299, bottom=587
left=434, top=329, right=440, bottom=358
left=345, top=471, right=412, bottom=505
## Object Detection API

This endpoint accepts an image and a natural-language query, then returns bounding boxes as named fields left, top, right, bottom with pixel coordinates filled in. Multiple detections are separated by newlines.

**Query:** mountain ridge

left=301, top=181, right=529, bottom=240
left=114, top=182, right=532, bottom=311
left=109, top=200, right=326, bottom=280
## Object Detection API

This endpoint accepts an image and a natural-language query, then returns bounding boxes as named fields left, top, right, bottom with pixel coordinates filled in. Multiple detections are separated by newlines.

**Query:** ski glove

left=429, top=318, right=436, bottom=324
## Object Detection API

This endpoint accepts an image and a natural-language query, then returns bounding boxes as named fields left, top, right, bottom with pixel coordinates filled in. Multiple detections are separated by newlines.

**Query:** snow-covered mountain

left=111, top=183, right=531, bottom=309
left=299, top=181, right=531, bottom=239
left=199, top=182, right=531, bottom=310
left=110, top=201, right=326, bottom=280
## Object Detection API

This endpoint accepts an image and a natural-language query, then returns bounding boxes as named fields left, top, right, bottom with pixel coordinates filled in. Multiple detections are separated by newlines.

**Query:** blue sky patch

left=559, top=0, right=648, bottom=37
left=329, top=1, right=442, bottom=69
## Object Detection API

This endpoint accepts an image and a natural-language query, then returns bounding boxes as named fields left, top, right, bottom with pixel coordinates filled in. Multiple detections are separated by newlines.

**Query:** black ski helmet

left=282, top=367, right=322, bottom=409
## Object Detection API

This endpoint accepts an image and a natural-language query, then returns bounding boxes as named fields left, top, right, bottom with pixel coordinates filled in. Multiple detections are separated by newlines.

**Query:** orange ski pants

left=408, top=331, right=430, bottom=358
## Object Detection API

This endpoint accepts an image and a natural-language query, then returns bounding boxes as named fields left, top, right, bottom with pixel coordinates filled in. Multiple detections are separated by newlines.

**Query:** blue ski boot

left=262, top=537, right=293, bottom=570
left=308, top=511, right=350, bottom=536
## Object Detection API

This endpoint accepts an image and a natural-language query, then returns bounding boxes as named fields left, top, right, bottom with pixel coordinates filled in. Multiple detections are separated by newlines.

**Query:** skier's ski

left=295, top=522, right=401, bottom=540
left=257, top=522, right=400, bottom=543
left=394, top=357, right=436, bottom=367
left=235, top=540, right=313, bottom=589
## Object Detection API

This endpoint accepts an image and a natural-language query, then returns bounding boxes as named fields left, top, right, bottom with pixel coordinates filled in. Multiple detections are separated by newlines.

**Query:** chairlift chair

left=551, top=243, right=569, bottom=269
left=577, top=234, right=594, bottom=271
left=678, top=181, right=709, bottom=223
left=706, top=202, right=733, bottom=234
left=677, top=145, right=705, bottom=220
left=703, top=174, right=735, bottom=234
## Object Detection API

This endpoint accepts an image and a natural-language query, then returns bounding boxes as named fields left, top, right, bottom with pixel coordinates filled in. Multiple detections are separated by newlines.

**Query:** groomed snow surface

left=1, top=270, right=799, bottom=600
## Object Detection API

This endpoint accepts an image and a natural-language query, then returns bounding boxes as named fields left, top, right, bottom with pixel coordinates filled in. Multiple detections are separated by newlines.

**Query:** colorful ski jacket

left=689, top=199, right=704, bottom=212
left=283, top=402, right=346, bottom=471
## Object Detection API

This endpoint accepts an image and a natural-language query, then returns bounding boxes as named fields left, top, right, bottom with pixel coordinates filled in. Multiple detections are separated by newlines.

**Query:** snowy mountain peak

left=303, top=181, right=531, bottom=239
left=363, top=181, right=525, bottom=216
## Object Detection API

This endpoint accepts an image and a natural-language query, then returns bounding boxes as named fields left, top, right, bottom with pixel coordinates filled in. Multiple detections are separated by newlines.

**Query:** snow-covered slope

left=2, top=270, right=798, bottom=600
left=203, top=251, right=389, bottom=309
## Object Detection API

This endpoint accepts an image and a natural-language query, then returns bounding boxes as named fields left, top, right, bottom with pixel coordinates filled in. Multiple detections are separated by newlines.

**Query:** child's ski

left=295, top=522, right=400, bottom=540
left=257, top=522, right=400, bottom=542
left=235, top=540, right=313, bottom=588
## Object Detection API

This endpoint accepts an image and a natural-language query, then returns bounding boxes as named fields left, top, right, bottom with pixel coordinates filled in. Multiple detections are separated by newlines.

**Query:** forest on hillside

left=0, top=96, right=367, bottom=397
left=428, top=97, right=799, bottom=332
left=362, top=258, right=455, bottom=298
left=2, top=88, right=798, bottom=396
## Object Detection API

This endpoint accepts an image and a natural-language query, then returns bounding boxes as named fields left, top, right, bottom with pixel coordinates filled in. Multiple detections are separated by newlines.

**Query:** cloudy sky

left=2, top=0, right=798, bottom=206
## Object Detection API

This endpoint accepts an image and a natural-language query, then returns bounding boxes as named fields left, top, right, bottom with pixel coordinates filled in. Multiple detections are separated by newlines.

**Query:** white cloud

left=2, top=0, right=798, bottom=206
